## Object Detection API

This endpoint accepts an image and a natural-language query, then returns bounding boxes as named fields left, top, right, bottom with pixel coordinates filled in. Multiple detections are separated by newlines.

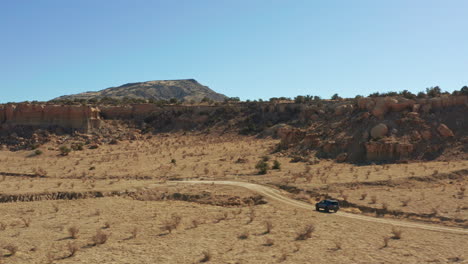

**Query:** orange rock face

left=0, top=104, right=101, bottom=132
left=437, top=124, right=454, bottom=138
left=364, top=141, right=414, bottom=161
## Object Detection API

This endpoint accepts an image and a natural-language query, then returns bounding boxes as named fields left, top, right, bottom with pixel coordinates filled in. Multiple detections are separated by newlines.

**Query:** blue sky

left=1, top=0, right=467, bottom=103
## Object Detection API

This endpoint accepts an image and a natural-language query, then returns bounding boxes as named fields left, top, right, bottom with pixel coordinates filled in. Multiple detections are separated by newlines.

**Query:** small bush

left=34, top=149, right=43, bottom=156
left=255, top=160, right=269, bottom=175
left=272, top=160, right=281, bottom=170
left=263, top=221, right=273, bottom=234
left=238, top=231, right=249, bottom=240
left=68, top=226, right=80, bottom=239
left=200, top=250, right=212, bottom=263
left=360, top=193, right=368, bottom=200
left=21, top=217, right=31, bottom=227
left=91, top=230, right=109, bottom=245
left=333, top=240, right=342, bottom=250
left=161, top=214, right=182, bottom=234
left=263, top=238, right=274, bottom=246
left=3, top=244, right=18, bottom=256
left=71, top=143, right=84, bottom=151
left=67, top=242, right=79, bottom=257
left=295, top=224, right=315, bottom=241
left=130, top=227, right=138, bottom=239
left=59, top=146, right=71, bottom=156
left=382, top=236, right=390, bottom=248
left=391, top=227, right=402, bottom=239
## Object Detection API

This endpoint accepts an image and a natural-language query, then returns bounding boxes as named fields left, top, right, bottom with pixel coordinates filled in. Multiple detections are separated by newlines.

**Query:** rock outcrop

left=370, top=123, right=388, bottom=139
left=0, top=104, right=101, bottom=132
left=358, top=95, right=467, bottom=119
left=364, top=141, right=414, bottom=161
left=437, top=124, right=454, bottom=138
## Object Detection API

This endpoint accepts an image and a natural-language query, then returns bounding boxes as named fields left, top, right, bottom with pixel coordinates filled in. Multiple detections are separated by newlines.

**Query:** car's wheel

left=324, top=208, right=329, bottom=213
left=315, top=206, right=320, bottom=211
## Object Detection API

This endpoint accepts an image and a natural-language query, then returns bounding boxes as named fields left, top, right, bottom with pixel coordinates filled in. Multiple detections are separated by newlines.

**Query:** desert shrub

left=67, top=242, right=79, bottom=257
left=426, top=86, right=442, bottom=97
left=3, top=244, right=18, bottom=256
left=382, top=236, right=390, bottom=248
left=263, top=221, right=273, bottom=234
left=91, top=230, right=109, bottom=245
left=21, top=217, right=31, bottom=227
left=399, top=90, right=416, bottom=99
left=331, top=93, right=342, bottom=100
left=59, top=146, right=71, bottom=156
left=161, top=214, right=182, bottom=234
left=333, top=240, right=342, bottom=250
left=238, top=231, right=249, bottom=240
left=278, top=251, right=288, bottom=262
left=200, top=250, right=212, bottom=263
left=391, top=227, right=402, bottom=239
left=130, top=227, right=138, bottom=239
left=34, top=167, right=47, bottom=177
left=261, top=155, right=270, bottom=162
left=246, top=208, right=255, bottom=224
left=103, top=221, right=111, bottom=229
left=255, top=160, right=269, bottom=175
left=460, top=86, right=468, bottom=95
left=370, top=195, right=377, bottom=204
left=263, top=238, right=274, bottom=246
left=382, top=203, right=388, bottom=211
left=71, top=143, right=84, bottom=151
left=171, top=159, right=176, bottom=164
left=68, top=226, right=80, bottom=239
left=295, top=224, right=315, bottom=240
left=34, top=149, right=43, bottom=156
left=360, top=193, right=368, bottom=200
left=272, top=160, right=281, bottom=170
left=400, top=198, right=411, bottom=207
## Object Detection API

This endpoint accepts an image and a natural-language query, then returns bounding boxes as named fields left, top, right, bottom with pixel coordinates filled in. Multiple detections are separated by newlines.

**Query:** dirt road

left=165, top=180, right=468, bottom=235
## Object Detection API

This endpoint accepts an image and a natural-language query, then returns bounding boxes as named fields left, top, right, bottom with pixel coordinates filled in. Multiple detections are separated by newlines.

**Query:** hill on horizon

left=53, top=79, right=227, bottom=102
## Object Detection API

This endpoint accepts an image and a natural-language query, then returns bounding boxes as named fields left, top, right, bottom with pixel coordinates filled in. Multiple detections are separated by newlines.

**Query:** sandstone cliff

left=0, top=104, right=101, bottom=133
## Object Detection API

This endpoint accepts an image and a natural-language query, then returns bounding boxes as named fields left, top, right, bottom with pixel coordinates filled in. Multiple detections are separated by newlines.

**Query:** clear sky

left=1, top=0, right=467, bottom=103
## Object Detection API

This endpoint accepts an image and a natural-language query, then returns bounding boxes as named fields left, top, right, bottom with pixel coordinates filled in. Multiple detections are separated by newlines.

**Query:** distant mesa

left=53, top=79, right=226, bottom=102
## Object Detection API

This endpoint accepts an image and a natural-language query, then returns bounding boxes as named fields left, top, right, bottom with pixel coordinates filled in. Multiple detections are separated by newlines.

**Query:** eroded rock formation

left=0, top=104, right=101, bottom=132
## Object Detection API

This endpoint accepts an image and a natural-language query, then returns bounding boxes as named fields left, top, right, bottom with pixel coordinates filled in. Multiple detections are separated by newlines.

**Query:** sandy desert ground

left=0, top=133, right=467, bottom=263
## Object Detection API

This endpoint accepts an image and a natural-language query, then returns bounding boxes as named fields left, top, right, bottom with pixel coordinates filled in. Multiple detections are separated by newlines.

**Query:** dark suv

left=315, top=199, right=339, bottom=213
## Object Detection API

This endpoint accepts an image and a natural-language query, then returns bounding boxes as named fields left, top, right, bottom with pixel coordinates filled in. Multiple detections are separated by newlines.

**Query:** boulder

left=420, top=130, right=431, bottom=140
left=410, top=131, right=422, bottom=141
left=437, top=124, right=454, bottom=138
left=336, top=153, right=348, bottom=162
left=370, top=123, right=388, bottom=139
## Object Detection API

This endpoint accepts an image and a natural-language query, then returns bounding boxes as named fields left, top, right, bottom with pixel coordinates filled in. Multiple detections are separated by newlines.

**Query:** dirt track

left=165, top=180, right=468, bottom=235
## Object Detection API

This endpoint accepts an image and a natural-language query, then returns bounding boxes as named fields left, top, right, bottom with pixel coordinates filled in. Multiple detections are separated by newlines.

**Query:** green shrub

left=59, top=146, right=71, bottom=156
left=272, top=160, right=281, bottom=170
left=71, top=143, right=84, bottom=151
left=34, top=149, right=43, bottom=156
left=255, top=160, right=269, bottom=175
